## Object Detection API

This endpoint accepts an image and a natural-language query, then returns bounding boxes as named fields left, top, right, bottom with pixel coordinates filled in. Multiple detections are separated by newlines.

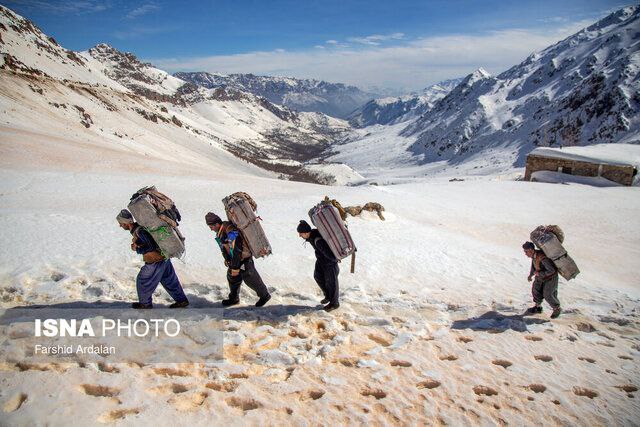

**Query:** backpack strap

left=533, top=251, right=547, bottom=272
left=131, top=225, right=141, bottom=243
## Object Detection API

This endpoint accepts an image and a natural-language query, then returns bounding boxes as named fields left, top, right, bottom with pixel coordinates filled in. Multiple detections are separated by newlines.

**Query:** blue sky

left=2, top=0, right=626, bottom=91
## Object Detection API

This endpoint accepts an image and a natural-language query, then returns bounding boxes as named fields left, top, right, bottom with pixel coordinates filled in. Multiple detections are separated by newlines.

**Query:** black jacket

left=131, top=224, right=159, bottom=255
left=306, top=229, right=338, bottom=264
left=215, top=222, right=248, bottom=270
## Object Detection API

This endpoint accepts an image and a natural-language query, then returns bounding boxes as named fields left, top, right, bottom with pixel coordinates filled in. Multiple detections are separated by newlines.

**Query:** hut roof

left=529, top=144, right=640, bottom=168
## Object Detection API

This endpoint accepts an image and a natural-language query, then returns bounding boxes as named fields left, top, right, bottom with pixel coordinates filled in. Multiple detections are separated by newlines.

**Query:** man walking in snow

left=116, top=209, right=189, bottom=309
left=297, top=220, right=340, bottom=312
left=522, top=241, right=561, bottom=318
left=205, top=212, right=271, bottom=307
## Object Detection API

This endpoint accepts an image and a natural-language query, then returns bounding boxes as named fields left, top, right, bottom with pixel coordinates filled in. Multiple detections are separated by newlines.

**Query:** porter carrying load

left=222, top=192, right=272, bottom=258
left=127, top=186, right=185, bottom=259
left=530, top=225, right=579, bottom=280
left=309, top=197, right=357, bottom=273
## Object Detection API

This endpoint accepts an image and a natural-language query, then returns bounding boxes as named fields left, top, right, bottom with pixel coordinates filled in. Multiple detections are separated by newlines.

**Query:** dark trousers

left=227, top=258, right=269, bottom=300
left=532, top=275, right=560, bottom=308
left=314, top=261, right=339, bottom=305
left=136, top=259, right=187, bottom=305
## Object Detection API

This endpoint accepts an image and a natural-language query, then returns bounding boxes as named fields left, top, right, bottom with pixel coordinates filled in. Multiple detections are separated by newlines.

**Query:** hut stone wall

left=525, top=154, right=636, bottom=186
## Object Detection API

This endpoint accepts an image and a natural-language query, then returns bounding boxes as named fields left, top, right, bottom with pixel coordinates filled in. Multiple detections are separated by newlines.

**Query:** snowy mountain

left=402, top=6, right=640, bottom=165
left=175, top=71, right=374, bottom=119
left=329, top=6, right=640, bottom=181
left=0, top=5, right=355, bottom=184
left=348, top=78, right=463, bottom=128
left=87, top=43, right=186, bottom=101
left=2, top=5, right=640, bottom=426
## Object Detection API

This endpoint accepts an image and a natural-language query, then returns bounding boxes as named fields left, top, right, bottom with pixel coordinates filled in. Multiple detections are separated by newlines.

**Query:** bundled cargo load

left=530, top=225, right=579, bottom=280
left=222, top=192, right=272, bottom=258
left=309, top=197, right=357, bottom=272
left=128, top=186, right=185, bottom=259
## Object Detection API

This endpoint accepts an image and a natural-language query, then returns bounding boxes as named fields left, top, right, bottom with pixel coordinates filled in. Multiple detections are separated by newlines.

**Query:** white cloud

left=347, top=32, right=405, bottom=46
left=126, top=3, right=160, bottom=19
left=150, top=19, right=597, bottom=91
left=538, top=16, right=567, bottom=23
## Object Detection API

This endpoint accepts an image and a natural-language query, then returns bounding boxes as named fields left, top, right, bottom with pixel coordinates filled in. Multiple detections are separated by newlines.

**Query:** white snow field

left=0, top=3, right=639, bottom=425
left=0, top=143, right=639, bottom=424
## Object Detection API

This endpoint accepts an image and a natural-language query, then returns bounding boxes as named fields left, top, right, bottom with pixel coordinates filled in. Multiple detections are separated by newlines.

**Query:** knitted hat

left=116, top=209, right=134, bottom=224
left=297, top=220, right=312, bottom=233
left=205, top=212, right=222, bottom=226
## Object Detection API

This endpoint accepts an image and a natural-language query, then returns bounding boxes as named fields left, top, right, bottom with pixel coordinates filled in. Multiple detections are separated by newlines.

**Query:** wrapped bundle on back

left=128, top=186, right=185, bottom=259
left=309, top=198, right=357, bottom=272
left=222, top=192, right=272, bottom=258
left=530, top=225, right=579, bottom=280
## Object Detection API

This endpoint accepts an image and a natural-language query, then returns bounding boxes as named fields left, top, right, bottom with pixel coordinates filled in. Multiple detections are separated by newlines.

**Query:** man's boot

left=132, top=302, right=153, bottom=309
left=323, top=302, right=340, bottom=312
left=222, top=296, right=240, bottom=307
left=222, top=285, right=240, bottom=307
left=524, top=305, right=542, bottom=315
left=170, top=299, right=189, bottom=308
left=255, top=294, right=271, bottom=307
left=550, top=307, right=562, bottom=319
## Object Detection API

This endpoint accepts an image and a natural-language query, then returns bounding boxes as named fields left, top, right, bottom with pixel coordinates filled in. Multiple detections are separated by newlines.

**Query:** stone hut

left=525, top=146, right=638, bottom=186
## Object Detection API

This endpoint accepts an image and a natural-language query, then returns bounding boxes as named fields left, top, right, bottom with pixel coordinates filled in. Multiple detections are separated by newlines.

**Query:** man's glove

left=527, top=275, right=533, bottom=282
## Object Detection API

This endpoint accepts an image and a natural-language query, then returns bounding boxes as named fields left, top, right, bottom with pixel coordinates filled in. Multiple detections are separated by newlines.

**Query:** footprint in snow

left=225, top=396, right=262, bottom=411
left=439, top=354, right=458, bottom=361
left=206, top=381, right=239, bottom=393
left=492, top=359, right=512, bottom=369
left=79, top=384, right=121, bottom=398
left=473, top=386, right=498, bottom=396
left=390, top=359, right=412, bottom=367
left=360, top=388, right=387, bottom=399
left=97, top=408, right=140, bottom=423
left=528, top=384, right=546, bottom=393
left=3, top=393, right=28, bottom=413
left=573, top=387, right=598, bottom=399
left=417, top=379, right=441, bottom=389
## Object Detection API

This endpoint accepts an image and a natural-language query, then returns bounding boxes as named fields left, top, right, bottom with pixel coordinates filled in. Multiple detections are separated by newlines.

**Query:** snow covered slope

left=1, top=163, right=639, bottom=425
left=403, top=6, right=640, bottom=166
left=333, top=7, right=639, bottom=181
left=86, top=43, right=185, bottom=97
left=0, top=7, right=124, bottom=90
left=175, top=72, right=374, bottom=119
left=0, top=5, right=352, bottom=184
left=348, top=78, right=463, bottom=128
left=1, top=6, right=639, bottom=426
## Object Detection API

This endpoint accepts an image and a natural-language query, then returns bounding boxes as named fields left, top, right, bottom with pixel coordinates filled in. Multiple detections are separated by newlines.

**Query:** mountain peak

left=177, top=71, right=373, bottom=118
left=403, top=5, right=639, bottom=166
left=460, top=67, right=491, bottom=86
left=92, top=43, right=116, bottom=52
left=88, top=44, right=185, bottom=98
left=586, top=4, right=639, bottom=32
left=474, top=67, right=491, bottom=77
left=89, top=43, right=148, bottom=67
